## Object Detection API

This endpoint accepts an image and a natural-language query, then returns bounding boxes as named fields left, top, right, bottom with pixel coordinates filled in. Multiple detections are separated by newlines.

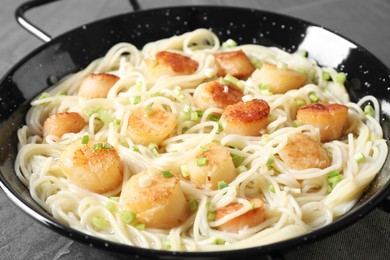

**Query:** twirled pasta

left=15, top=29, right=387, bottom=252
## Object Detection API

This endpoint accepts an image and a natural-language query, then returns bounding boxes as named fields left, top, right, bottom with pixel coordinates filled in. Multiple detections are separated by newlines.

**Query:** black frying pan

left=0, top=1, right=389, bottom=259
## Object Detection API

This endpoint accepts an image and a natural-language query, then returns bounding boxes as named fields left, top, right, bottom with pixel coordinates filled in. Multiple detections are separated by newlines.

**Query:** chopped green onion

left=149, top=143, right=159, bottom=156
left=114, top=118, right=121, bottom=125
left=98, top=108, right=112, bottom=124
left=105, top=202, right=117, bottom=213
left=38, top=92, right=50, bottom=99
left=190, top=111, right=198, bottom=121
left=335, top=72, right=346, bottom=84
left=84, top=108, right=96, bottom=117
left=144, top=105, right=153, bottom=117
left=130, top=96, right=141, bottom=104
left=181, top=164, right=190, bottom=177
left=197, top=156, right=208, bottom=167
left=266, top=157, right=275, bottom=170
left=206, top=201, right=216, bottom=213
left=261, top=89, right=273, bottom=96
left=261, top=134, right=270, bottom=143
left=292, top=120, right=301, bottom=127
left=222, top=74, right=244, bottom=90
left=222, top=39, right=237, bottom=48
left=277, top=61, right=288, bottom=70
left=208, top=113, right=220, bottom=122
left=207, top=212, right=216, bottom=221
left=102, top=143, right=113, bottom=149
left=120, top=210, right=136, bottom=224
left=200, top=145, right=209, bottom=151
left=364, top=105, right=375, bottom=117
left=236, top=165, right=248, bottom=174
left=92, top=216, right=110, bottom=230
left=249, top=56, right=262, bottom=69
left=328, top=170, right=343, bottom=191
left=214, top=238, right=226, bottom=245
left=176, top=90, right=186, bottom=100
left=309, top=92, right=320, bottom=102
left=322, top=71, right=331, bottom=81
left=179, top=111, right=190, bottom=122
left=196, top=110, right=204, bottom=117
left=135, top=223, right=146, bottom=230
left=295, top=98, right=306, bottom=108
left=93, top=143, right=103, bottom=151
left=81, top=135, right=89, bottom=144
left=328, top=170, right=341, bottom=178
left=163, top=241, right=172, bottom=249
left=188, top=199, right=198, bottom=212
left=354, top=152, right=366, bottom=163
left=148, top=143, right=158, bottom=151
left=162, top=170, right=174, bottom=178
left=57, top=90, right=67, bottom=96
left=217, top=181, right=228, bottom=190
left=259, top=84, right=270, bottom=91
left=132, top=146, right=140, bottom=152
left=151, top=91, right=161, bottom=97
left=230, top=153, right=244, bottom=167
left=217, top=122, right=224, bottom=133
left=268, top=184, right=276, bottom=193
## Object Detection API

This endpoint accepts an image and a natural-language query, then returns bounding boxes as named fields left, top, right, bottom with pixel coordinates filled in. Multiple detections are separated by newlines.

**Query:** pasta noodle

left=15, top=28, right=388, bottom=251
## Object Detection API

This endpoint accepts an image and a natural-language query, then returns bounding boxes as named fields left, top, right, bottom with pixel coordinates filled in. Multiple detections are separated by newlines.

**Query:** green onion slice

left=81, top=135, right=89, bottom=144
left=162, top=170, right=174, bottom=178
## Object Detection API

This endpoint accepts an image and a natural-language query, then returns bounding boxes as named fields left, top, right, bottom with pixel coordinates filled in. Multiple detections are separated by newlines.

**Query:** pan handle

left=15, top=0, right=142, bottom=42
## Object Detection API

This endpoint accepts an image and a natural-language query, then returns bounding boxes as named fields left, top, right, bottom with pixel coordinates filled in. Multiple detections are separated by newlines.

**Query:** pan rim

left=1, top=5, right=390, bottom=258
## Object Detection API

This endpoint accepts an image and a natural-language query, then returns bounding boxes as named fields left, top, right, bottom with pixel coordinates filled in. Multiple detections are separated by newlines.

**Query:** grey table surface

left=1, top=0, right=390, bottom=259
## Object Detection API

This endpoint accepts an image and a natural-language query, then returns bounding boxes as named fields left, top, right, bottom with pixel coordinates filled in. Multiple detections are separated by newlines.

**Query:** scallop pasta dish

left=15, top=28, right=388, bottom=251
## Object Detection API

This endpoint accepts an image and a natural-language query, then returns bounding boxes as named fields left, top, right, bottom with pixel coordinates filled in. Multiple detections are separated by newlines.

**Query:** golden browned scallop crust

left=127, top=106, right=177, bottom=146
left=297, top=103, right=348, bottom=142
left=278, top=133, right=331, bottom=170
left=155, top=51, right=199, bottom=74
left=78, top=73, right=119, bottom=98
left=220, top=99, right=270, bottom=136
left=250, top=63, right=306, bottom=94
left=43, top=112, right=85, bottom=137
left=120, top=169, right=190, bottom=229
left=193, top=79, right=243, bottom=110
left=60, top=140, right=123, bottom=194
left=214, top=50, right=255, bottom=79
left=187, top=142, right=236, bottom=190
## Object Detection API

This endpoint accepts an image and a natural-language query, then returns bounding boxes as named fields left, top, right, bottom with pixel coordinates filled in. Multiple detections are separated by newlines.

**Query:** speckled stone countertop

left=0, top=0, right=389, bottom=259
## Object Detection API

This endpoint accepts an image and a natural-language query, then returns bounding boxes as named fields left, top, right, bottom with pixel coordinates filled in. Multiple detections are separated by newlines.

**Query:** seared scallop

left=193, top=79, right=243, bottom=111
left=250, top=63, right=306, bottom=94
left=296, top=103, right=348, bottom=142
left=78, top=73, right=120, bottom=98
left=60, top=140, right=123, bottom=193
left=145, top=51, right=199, bottom=78
left=214, top=50, right=255, bottom=79
left=186, top=142, right=236, bottom=190
left=215, top=198, right=265, bottom=233
left=220, top=99, right=270, bottom=136
left=127, top=106, right=177, bottom=146
left=119, top=168, right=190, bottom=229
left=278, top=133, right=331, bottom=170
left=43, top=112, right=85, bottom=137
